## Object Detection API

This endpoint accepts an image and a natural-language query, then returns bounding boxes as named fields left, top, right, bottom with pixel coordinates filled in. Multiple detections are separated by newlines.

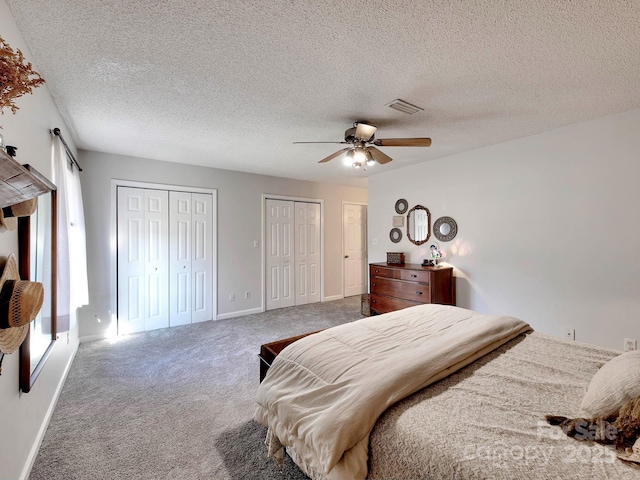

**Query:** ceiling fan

left=294, top=122, right=431, bottom=169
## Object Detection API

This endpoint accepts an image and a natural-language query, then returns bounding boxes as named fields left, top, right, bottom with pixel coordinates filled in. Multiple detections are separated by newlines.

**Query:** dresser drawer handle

left=372, top=282, right=376, bottom=287
left=372, top=299, right=376, bottom=303
left=411, top=274, right=417, bottom=278
left=375, top=269, right=380, bottom=273
left=417, top=291, right=423, bottom=295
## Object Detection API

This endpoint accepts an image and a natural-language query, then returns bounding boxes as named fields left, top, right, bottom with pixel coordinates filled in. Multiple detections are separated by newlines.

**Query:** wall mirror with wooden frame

left=407, top=204, right=431, bottom=245
left=18, top=166, right=57, bottom=393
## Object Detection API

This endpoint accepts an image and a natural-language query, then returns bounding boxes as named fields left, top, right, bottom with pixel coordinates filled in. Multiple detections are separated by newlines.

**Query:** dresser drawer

left=400, top=269, right=430, bottom=283
left=369, top=264, right=399, bottom=279
left=370, top=276, right=431, bottom=303
left=370, top=293, right=421, bottom=315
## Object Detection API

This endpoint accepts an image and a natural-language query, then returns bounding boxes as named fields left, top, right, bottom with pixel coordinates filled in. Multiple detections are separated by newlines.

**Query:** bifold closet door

left=117, top=187, right=169, bottom=334
left=295, top=202, right=321, bottom=305
left=169, top=191, right=213, bottom=326
left=265, top=199, right=295, bottom=310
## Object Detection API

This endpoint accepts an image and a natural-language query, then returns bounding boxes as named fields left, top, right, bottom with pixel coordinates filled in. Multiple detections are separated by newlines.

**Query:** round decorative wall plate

left=433, top=216, right=458, bottom=242
left=389, top=227, right=402, bottom=243
left=395, top=198, right=408, bottom=214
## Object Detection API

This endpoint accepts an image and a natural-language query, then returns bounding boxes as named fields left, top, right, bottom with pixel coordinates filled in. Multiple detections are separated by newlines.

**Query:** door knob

left=344, top=255, right=349, bottom=258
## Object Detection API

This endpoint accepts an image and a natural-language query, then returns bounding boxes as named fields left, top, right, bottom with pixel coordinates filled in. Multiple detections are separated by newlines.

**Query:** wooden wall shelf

left=0, top=150, right=55, bottom=208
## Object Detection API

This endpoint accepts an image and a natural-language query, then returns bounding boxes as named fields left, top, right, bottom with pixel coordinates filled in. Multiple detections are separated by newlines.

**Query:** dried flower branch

left=0, top=35, right=45, bottom=119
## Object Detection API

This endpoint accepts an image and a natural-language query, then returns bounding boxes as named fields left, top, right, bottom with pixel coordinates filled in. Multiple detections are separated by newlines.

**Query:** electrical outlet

left=624, top=338, right=637, bottom=352
left=565, top=328, right=575, bottom=341
left=245, top=291, right=250, bottom=299
left=371, top=237, right=378, bottom=246
left=253, top=240, right=259, bottom=248
left=229, top=293, right=235, bottom=302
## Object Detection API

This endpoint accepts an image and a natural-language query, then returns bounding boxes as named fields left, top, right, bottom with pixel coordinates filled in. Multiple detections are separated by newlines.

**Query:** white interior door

left=169, top=191, right=213, bottom=326
left=295, top=202, right=320, bottom=305
left=117, top=187, right=145, bottom=334
left=191, top=193, right=213, bottom=323
left=145, top=190, right=170, bottom=331
left=169, top=191, right=192, bottom=326
left=265, top=199, right=295, bottom=310
left=119, top=186, right=213, bottom=334
left=117, top=187, right=169, bottom=334
left=343, top=203, right=368, bottom=298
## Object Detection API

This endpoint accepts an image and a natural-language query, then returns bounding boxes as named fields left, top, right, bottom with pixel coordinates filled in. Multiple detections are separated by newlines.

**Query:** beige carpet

left=29, top=296, right=364, bottom=480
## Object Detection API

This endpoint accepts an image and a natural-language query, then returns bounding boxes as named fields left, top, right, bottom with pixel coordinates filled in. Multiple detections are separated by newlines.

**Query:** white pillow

left=581, top=350, right=640, bottom=418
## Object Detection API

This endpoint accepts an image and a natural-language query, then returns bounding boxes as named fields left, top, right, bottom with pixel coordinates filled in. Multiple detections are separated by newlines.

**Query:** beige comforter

left=254, top=304, right=532, bottom=480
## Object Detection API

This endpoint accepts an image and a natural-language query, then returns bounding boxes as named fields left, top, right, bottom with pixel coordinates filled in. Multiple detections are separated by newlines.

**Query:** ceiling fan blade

left=355, top=123, right=377, bottom=141
left=294, top=141, right=348, bottom=144
left=374, top=138, right=432, bottom=147
left=368, top=147, right=393, bottom=164
left=318, top=148, right=349, bottom=163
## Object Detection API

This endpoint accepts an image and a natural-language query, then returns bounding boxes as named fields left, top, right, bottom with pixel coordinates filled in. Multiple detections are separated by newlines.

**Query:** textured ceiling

left=6, top=1, right=640, bottom=187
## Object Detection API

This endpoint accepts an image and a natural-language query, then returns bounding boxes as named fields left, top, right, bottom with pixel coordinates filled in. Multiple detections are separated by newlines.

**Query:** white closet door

left=169, top=191, right=192, bottom=326
left=265, top=199, right=295, bottom=310
left=117, top=187, right=145, bottom=334
left=143, top=189, right=169, bottom=331
left=306, top=203, right=321, bottom=304
left=295, top=202, right=320, bottom=305
left=118, top=187, right=169, bottom=334
left=191, top=193, right=213, bottom=323
left=295, top=202, right=309, bottom=305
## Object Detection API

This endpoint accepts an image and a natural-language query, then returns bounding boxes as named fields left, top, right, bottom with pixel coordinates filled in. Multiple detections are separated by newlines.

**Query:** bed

left=255, top=304, right=640, bottom=479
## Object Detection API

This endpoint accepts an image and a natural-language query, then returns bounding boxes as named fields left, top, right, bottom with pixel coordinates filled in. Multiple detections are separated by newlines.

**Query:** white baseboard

left=322, top=294, right=344, bottom=302
left=80, top=333, right=108, bottom=343
left=216, top=307, right=263, bottom=320
left=20, top=341, right=79, bottom=480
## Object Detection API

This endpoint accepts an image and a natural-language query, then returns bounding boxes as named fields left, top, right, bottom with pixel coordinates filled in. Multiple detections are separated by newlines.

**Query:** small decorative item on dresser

left=386, top=252, right=405, bottom=265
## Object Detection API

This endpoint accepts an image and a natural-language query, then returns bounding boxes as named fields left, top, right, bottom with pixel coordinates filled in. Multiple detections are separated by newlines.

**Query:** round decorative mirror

left=406, top=205, right=431, bottom=245
left=389, top=227, right=402, bottom=243
left=433, top=216, right=458, bottom=242
left=395, top=198, right=408, bottom=214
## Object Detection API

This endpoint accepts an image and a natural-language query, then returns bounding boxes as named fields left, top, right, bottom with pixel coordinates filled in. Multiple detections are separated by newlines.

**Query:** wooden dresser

left=369, top=263, right=454, bottom=315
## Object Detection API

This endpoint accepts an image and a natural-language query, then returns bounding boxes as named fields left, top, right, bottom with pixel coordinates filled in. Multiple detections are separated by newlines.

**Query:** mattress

left=256, top=304, right=531, bottom=479
left=367, top=332, right=640, bottom=479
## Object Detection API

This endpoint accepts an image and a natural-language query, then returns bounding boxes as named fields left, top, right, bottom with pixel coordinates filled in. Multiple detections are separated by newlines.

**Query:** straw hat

left=0, top=254, right=44, bottom=354
left=0, top=198, right=38, bottom=231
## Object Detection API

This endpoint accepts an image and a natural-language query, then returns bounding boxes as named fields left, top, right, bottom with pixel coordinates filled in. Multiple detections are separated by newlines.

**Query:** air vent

left=386, top=99, right=423, bottom=115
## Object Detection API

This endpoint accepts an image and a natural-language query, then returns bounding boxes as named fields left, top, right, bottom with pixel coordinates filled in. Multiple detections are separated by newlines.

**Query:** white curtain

left=52, top=135, right=89, bottom=331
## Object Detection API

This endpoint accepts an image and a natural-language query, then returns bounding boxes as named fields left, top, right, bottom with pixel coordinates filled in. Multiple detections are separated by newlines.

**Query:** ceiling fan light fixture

left=353, top=147, right=367, bottom=164
left=343, top=149, right=355, bottom=166
left=365, top=149, right=375, bottom=166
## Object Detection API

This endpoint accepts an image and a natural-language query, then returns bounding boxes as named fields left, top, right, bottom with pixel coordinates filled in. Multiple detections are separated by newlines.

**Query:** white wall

left=368, top=108, right=640, bottom=350
left=77, top=150, right=367, bottom=339
left=0, top=2, right=79, bottom=478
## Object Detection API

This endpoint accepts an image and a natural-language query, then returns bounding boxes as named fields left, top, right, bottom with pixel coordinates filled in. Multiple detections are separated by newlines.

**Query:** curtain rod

left=52, top=128, right=82, bottom=172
